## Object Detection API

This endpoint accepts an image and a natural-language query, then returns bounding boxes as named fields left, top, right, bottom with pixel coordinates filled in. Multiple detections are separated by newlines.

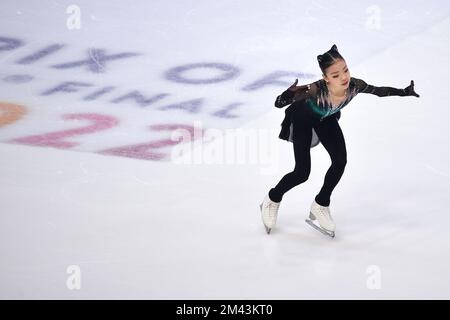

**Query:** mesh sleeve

left=354, top=78, right=407, bottom=97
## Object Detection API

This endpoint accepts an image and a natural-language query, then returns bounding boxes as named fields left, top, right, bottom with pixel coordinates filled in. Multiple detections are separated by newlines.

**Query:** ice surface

left=0, top=0, right=449, bottom=299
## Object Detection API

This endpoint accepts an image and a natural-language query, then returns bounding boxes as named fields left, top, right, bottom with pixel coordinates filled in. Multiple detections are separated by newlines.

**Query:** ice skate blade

left=305, top=219, right=335, bottom=238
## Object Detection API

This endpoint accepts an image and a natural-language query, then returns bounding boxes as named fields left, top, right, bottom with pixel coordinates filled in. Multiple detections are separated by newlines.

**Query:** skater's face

left=323, top=59, right=350, bottom=89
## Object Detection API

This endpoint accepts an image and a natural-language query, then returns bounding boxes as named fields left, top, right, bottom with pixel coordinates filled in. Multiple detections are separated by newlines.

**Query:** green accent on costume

left=306, top=99, right=328, bottom=118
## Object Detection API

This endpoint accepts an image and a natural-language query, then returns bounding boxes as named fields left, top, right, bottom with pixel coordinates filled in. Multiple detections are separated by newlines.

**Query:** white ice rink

left=1, top=0, right=450, bottom=299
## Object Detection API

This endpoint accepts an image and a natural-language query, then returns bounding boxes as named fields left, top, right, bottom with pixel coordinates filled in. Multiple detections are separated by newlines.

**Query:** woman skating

left=260, top=44, right=420, bottom=237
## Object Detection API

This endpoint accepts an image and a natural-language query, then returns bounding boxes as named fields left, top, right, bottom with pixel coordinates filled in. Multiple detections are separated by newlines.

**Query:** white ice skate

left=259, top=194, right=280, bottom=234
left=305, top=200, right=336, bottom=238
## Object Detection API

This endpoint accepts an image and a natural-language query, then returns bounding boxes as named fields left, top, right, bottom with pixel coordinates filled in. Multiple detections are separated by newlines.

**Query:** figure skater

left=259, top=44, right=420, bottom=237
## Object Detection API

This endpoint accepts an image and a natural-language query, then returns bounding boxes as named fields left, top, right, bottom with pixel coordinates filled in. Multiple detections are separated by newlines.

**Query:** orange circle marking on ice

left=0, top=102, right=26, bottom=127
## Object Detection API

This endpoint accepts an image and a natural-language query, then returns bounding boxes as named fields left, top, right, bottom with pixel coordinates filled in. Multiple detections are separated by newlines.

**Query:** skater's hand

left=288, top=78, right=304, bottom=92
left=404, top=80, right=420, bottom=97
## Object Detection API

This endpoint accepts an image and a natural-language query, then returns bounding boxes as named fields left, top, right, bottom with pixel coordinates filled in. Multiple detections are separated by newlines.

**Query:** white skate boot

left=259, top=194, right=280, bottom=234
left=305, top=200, right=336, bottom=238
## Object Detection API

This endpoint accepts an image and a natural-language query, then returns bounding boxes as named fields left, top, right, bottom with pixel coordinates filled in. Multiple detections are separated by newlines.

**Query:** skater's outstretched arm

left=274, top=78, right=313, bottom=108
left=354, top=78, right=420, bottom=98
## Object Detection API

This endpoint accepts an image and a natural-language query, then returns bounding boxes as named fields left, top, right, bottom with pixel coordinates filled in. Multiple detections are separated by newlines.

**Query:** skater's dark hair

left=317, top=44, right=345, bottom=75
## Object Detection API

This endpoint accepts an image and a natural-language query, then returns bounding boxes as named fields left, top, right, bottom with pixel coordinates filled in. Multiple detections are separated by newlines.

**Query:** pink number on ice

left=99, top=124, right=201, bottom=161
left=12, top=113, right=119, bottom=148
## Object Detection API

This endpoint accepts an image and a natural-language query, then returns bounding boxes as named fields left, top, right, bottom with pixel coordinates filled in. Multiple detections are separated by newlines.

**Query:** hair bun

left=317, top=45, right=344, bottom=74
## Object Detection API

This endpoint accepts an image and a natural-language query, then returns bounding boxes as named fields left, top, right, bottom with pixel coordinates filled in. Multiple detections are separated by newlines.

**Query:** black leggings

left=269, top=102, right=347, bottom=206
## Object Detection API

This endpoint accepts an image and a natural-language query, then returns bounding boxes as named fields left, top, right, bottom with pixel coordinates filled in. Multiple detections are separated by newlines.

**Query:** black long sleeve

left=355, top=78, right=407, bottom=97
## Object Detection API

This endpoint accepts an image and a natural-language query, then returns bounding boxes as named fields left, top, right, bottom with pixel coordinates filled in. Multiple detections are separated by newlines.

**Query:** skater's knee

left=291, top=167, right=310, bottom=183
left=332, top=154, right=347, bottom=168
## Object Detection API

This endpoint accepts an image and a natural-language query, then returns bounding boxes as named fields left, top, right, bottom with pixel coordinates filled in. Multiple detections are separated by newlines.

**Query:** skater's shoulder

left=350, top=76, right=366, bottom=86
left=349, top=77, right=369, bottom=91
left=293, top=80, right=319, bottom=101
left=308, top=78, right=327, bottom=91
left=304, top=79, right=322, bottom=92
left=311, top=78, right=323, bottom=87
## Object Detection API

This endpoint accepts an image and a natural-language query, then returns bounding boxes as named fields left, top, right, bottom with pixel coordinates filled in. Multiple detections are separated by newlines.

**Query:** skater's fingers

left=410, top=80, right=420, bottom=97
left=288, top=79, right=299, bottom=91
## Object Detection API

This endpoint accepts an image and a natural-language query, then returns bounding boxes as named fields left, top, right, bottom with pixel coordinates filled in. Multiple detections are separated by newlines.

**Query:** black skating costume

left=269, top=77, right=419, bottom=206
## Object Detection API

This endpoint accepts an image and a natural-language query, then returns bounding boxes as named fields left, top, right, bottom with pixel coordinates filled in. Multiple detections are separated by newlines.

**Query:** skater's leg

left=269, top=106, right=313, bottom=202
left=313, top=115, right=347, bottom=206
